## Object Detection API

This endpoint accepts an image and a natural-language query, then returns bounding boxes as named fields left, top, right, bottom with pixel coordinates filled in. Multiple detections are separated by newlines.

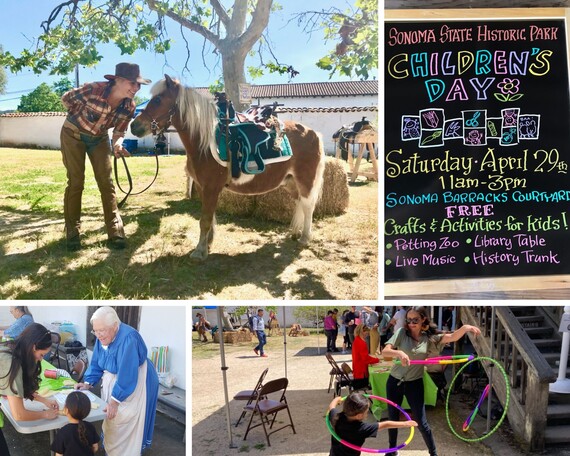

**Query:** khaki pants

left=60, top=121, right=124, bottom=240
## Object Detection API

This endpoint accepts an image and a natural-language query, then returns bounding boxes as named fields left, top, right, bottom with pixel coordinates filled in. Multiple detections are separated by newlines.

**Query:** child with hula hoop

left=328, top=393, right=417, bottom=456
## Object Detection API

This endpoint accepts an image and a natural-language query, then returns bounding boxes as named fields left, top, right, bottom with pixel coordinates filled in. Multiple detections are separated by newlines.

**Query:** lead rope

left=114, top=110, right=175, bottom=208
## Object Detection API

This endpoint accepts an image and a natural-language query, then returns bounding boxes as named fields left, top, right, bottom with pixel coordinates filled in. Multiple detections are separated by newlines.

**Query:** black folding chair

left=243, top=377, right=296, bottom=446
left=233, top=367, right=269, bottom=427
left=325, top=353, right=343, bottom=395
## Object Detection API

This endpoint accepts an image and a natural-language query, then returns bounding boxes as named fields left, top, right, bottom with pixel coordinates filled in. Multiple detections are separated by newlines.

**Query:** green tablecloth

left=368, top=365, right=438, bottom=420
left=39, top=359, right=75, bottom=391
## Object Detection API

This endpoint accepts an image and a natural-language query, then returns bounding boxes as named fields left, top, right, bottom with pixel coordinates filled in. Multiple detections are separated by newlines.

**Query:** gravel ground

left=191, top=335, right=569, bottom=456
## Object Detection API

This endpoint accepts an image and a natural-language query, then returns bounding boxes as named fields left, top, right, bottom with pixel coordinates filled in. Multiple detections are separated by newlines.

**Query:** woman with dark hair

left=0, top=323, right=59, bottom=455
left=0, top=306, right=35, bottom=339
left=382, top=306, right=481, bottom=456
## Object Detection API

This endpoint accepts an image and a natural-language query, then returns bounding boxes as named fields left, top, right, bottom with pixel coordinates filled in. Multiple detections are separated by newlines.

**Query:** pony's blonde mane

left=151, top=79, right=217, bottom=154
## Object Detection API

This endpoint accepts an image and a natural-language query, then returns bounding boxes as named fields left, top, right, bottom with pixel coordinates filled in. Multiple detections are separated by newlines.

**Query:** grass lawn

left=0, top=148, right=377, bottom=299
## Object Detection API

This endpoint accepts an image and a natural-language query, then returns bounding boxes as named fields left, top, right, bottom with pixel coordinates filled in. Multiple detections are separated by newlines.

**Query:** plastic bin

left=123, top=139, right=138, bottom=153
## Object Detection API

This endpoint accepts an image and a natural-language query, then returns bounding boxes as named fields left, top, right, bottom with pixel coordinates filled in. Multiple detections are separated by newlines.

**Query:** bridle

left=114, top=105, right=177, bottom=208
left=150, top=105, right=176, bottom=136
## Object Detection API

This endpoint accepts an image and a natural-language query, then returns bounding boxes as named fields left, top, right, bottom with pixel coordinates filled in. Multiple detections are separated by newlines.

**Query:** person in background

left=51, top=391, right=100, bottom=456
left=377, top=307, right=391, bottom=352
left=382, top=306, right=481, bottom=456
left=328, top=392, right=417, bottom=456
left=60, top=62, right=151, bottom=251
left=386, top=306, right=407, bottom=337
left=331, top=308, right=340, bottom=352
left=351, top=324, right=379, bottom=390
left=252, top=309, right=268, bottom=357
left=338, top=310, right=348, bottom=353
left=442, top=306, right=454, bottom=331
left=0, top=324, right=59, bottom=455
left=0, top=306, right=34, bottom=339
left=324, top=310, right=337, bottom=353
left=74, top=306, right=158, bottom=456
left=364, top=306, right=380, bottom=355
left=194, top=313, right=211, bottom=342
left=344, top=306, right=358, bottom=348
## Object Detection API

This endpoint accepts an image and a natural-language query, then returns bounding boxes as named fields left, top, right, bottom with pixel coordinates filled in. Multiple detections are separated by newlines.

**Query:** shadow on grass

left=0, top=198, right=335, bottom=299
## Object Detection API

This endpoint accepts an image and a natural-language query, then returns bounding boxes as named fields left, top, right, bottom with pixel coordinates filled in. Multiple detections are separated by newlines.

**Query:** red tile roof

left=0, top=112, right=66, bottom=117
left=196, top=80, right=378, bottom=98
left=276, top=106, right=377, bottom=113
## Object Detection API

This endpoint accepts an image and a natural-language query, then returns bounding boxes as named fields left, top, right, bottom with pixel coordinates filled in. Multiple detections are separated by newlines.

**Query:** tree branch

left=210, top=0, right=230, bottom=28
left=236, top=0, right=272, bottom=50
left=146, top=0, right=221, bottom=48
left=228, top=0, right=248, bottom=39
left=42, top=0, right=82, bottom=33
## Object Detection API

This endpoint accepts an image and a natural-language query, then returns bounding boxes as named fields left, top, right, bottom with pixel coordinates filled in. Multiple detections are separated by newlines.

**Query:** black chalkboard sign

left=385, top=18, right=570, bottom=281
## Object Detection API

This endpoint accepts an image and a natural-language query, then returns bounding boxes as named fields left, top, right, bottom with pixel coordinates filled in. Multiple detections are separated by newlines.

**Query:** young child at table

left=328, top=393, right=417, bottom=456
left=51, top=391, right=100, bottom=456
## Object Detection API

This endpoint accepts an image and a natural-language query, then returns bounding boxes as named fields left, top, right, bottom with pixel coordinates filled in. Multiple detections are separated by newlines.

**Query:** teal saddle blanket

left=215, top=107, right=293, bottom=176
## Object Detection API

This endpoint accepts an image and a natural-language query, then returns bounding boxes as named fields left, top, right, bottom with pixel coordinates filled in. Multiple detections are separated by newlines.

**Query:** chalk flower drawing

left=494, top=78, right=524, bottom=102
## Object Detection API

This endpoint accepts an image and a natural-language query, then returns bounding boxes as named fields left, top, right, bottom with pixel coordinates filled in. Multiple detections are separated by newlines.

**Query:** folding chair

left=233, top=367, right=269, bottom=427
left=325, top=353, right=343, bottom=395
left=49, top=332, right=62, bottom=368
left=70, top=359, right=87, bottom=383
left=243, top=377, right=296, bottom=446
left=341, top=362, right=370, bottom=394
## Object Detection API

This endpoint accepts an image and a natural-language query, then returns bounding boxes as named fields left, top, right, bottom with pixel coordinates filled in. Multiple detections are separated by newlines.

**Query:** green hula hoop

left=445, top=356, right=510, bottom=442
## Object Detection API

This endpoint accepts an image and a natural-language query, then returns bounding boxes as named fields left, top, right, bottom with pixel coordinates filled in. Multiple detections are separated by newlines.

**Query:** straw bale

left=213, top=329, right=253, bottom=344
left=215, top=157, right=349, bottom=224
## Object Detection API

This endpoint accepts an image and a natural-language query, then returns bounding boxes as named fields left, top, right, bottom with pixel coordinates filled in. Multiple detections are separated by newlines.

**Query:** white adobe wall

left=276, top=109, right=378, bottom=154
left=138, top=306, right=186, bottom=389
left=0, top=114, right=67, bottom=149
left=252, top=94, right=377, bottom=108
left=0, top=305, right=186, bottom=390
left=0, top=106, right=378, bottom=155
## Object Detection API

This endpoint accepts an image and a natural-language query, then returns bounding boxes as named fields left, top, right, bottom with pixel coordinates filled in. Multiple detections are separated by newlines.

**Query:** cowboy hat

left=104, top=63, right=151, bottom=85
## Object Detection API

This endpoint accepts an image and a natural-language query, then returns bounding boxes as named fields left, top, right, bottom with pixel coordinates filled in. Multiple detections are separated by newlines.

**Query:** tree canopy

left=297, top=0, right=377, bottom=80
left=0, top=0, right=283, bottom=110
left=17, top=81, right=66, bottom=112
left=0, top=1, right=377, bottom=112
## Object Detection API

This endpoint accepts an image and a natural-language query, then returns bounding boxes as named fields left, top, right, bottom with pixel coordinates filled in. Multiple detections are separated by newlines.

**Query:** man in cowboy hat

left=60, top=63, right=151, bottom=251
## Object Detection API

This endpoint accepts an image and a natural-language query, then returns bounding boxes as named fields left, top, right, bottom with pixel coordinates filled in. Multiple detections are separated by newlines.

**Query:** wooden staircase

left=510, top=307, right=570, bottom=447
left=459, top=306, right=569, bottom=451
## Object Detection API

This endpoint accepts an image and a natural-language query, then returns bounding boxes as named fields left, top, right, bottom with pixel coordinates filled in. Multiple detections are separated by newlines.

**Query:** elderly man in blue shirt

left=252, top=309, right=268, bottom=358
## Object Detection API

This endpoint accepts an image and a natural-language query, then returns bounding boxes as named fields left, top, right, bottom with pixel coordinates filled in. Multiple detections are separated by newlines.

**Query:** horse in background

left=131, top=75, right=325, bottom=260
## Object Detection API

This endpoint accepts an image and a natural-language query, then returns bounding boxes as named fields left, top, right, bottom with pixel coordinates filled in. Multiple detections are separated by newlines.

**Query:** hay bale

left=213, top=329, right=253, bottom=344
left=215, top=157, right=349, bottom=223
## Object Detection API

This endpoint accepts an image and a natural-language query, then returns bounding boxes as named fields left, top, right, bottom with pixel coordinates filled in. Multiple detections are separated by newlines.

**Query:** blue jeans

left=255, top=331, right=266, bottom=355
left=386, top=374, right=437, bottom=456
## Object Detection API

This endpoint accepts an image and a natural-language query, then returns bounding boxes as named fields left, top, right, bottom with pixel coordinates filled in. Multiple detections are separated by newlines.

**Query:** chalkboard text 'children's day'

left=387, top=24, right=560, bottom=46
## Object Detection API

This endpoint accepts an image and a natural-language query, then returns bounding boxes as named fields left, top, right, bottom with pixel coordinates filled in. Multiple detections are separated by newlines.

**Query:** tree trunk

left=221, top=47, right=248, bottom=112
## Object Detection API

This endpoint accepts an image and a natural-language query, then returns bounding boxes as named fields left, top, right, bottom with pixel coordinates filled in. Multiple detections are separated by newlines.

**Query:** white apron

left=100, top=361, right=147, bottom=456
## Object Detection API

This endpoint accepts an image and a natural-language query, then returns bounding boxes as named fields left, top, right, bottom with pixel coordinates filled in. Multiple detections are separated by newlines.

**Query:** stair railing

left=460, top=306, right=556, bottom=451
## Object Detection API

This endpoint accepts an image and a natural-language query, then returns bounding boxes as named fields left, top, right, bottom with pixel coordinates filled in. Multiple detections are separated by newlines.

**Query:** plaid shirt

left=61, top=82, right=135, bottom=138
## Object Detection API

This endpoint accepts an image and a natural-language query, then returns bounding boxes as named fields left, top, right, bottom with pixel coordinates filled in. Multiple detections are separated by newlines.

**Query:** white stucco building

left=0, top=80, right=378, bottom=155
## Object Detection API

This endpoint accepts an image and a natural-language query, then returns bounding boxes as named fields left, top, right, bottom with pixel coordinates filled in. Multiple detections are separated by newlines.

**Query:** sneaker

left=66, top=236, right=82, bottom=252
left=260, top=354, right=268, bottom=358
left=107, top=236, right=127, bottom=250
left=254, top=348, right=259, bottom=355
